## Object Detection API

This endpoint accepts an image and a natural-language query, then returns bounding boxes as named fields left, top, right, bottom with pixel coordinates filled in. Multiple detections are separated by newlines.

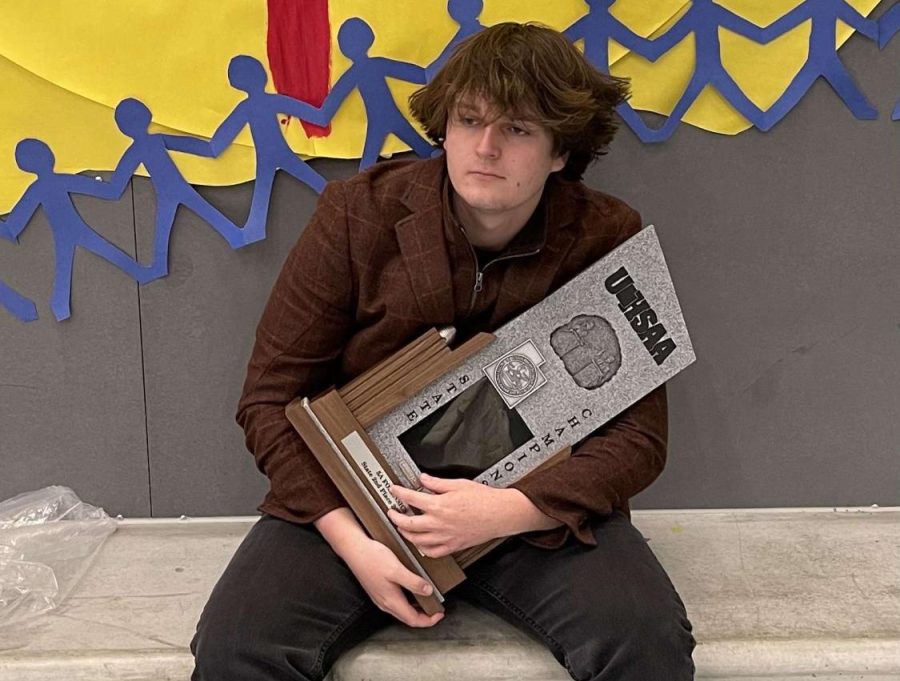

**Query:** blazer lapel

left=394, top=159, right=456, bottom=325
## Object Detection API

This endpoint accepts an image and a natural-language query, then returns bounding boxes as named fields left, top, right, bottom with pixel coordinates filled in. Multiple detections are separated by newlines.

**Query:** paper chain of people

left=1, top=0, right=898, bottom=323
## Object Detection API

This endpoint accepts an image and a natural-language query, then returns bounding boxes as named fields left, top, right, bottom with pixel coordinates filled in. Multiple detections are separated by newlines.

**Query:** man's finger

left=406, top=538, right=452, bottom=558
left=387, top=508, right=437, bottom=533
left=423, top=544, right=453, bottom=559
left=379, top=585, right=442, bottom=628
left=394, top=603, right=445, bottom=629
left=390, top=484, right=437, bottom=511
left=391, top=562, right=435, bottom=598
left=418, top=472, right=466, bottom=493
left=396, top=527, right=446, bottom=550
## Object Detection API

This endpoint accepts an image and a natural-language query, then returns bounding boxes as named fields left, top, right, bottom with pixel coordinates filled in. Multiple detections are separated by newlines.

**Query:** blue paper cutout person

left=0, top=221, right=38, bottom=321
left=616, top=0, right=786, bottom=142
left=758, top=0, right=880, bottom=131
left=0, top=139, right=151, bottom=321
left=202, top=56, right=331, bottom=241
left=0, top=253, right=37, bottom=322
left=564, top=0, right=682, bottom=142
left=107, top=98, right=247, bottom=279
left=321, top=18, right=435, bottom=170
left=878, top=3, right=900, bottom=120
left=427, top=0, right=486, bottom=78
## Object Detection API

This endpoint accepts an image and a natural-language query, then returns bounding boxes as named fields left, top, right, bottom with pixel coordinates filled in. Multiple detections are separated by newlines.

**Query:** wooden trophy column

left=286, top=328, right=494, bottom=615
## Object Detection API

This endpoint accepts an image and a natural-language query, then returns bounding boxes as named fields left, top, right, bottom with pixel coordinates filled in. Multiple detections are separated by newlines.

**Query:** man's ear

left=551, top=151, right=569, bottom=173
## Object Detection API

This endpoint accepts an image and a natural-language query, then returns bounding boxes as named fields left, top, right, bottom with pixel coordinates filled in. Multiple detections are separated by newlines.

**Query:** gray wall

left=1, top=29, right=897, bottom=516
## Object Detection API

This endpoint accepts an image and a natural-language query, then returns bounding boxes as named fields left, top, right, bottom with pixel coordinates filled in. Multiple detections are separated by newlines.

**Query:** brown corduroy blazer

left=237, top=156, right=667, bottom=548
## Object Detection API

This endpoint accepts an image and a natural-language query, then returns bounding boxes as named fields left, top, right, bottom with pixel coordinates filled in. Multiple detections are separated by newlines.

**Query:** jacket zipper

left=462, top=230, right=541, bottom=316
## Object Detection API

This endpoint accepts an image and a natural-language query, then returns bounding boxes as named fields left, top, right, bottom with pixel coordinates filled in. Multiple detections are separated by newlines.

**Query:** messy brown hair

left=409, top=22, right=630, bottom=181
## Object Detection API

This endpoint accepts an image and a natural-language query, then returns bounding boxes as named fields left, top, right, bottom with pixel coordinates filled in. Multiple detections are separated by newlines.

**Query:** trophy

left=286, top=225, right=695, bottom=615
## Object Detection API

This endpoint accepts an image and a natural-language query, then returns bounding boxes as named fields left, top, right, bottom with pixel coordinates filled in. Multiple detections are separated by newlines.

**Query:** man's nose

left=475, top=125, right=501, bottom=158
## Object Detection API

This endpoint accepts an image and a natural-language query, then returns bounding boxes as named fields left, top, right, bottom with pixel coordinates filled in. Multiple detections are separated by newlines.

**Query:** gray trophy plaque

left=369, top=225, right=695, bottom=488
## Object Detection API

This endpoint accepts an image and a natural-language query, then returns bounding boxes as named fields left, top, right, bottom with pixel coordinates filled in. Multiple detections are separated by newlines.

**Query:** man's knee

left=191, top=614, right=322, bottom=681
left=567, top=602, right=695, bottom=681
left=191, top=616, right=246, bottom=681
left=191, top=618, right=240, bottom=681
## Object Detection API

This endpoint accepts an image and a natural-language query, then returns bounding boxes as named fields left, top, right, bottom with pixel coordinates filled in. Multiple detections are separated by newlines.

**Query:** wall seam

left=130, top=180, right=153, bottom=516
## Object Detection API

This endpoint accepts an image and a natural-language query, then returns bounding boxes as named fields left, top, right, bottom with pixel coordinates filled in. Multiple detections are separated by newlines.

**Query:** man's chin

left=456, top=190, right=509, bottom=214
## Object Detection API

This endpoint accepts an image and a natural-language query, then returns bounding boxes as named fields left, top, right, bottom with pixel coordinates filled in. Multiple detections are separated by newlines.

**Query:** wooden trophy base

left=287, top=328, right=569, bottom=615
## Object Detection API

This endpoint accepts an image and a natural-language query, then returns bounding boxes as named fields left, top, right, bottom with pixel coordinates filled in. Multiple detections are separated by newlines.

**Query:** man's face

left=444, top=96, right=566, bottom=229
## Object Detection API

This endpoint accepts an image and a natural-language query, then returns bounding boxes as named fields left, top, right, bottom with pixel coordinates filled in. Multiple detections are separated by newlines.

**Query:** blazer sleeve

left=236, top=181, right=356, bottom=523
left=510, top=206, right=669, bottom=548
left=511, top=386, right=667, bottom=548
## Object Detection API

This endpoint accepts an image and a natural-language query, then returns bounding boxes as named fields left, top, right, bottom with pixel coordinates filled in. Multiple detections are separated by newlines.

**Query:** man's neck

left=451, top=192, right=542, bottom=252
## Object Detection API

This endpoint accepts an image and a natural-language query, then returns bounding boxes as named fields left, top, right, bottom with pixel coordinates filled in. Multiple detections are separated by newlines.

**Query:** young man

left=192, top=22, right=695, bottom=681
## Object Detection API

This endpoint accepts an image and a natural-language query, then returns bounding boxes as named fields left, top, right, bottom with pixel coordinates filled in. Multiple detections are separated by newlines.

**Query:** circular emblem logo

left=495, top=354, right=538, bottom=397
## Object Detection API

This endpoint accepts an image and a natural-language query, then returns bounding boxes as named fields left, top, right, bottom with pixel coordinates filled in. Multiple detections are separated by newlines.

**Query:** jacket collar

left=441, top=175, right=547, bottom=259
left=394, top=155, right=581, bottom=326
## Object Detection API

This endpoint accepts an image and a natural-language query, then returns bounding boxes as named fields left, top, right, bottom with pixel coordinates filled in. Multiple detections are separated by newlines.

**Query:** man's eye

left=460, top=116, right=479, bottom=126
left=508, top=125, right=530, bottom=136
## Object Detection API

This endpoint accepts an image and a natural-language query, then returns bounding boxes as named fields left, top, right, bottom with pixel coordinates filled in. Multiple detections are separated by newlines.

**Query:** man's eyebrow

left=500, top=112, right=539, bottom=129
left=453, top=101, right=536, bottom=125
left=507, top=115, right=536, bottom=125
left=454, top=101, right=481, bottom=114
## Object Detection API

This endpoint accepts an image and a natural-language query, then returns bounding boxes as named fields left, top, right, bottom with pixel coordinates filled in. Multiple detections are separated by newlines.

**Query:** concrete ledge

left=0, top=509, right=897, bottom=680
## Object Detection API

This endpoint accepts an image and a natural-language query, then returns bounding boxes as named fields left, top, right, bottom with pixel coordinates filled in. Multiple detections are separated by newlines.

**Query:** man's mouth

left=469, top=170, right=504, bottom=179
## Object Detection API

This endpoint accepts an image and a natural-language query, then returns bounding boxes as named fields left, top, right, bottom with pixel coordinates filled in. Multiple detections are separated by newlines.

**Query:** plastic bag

left=0, top=486, right=116, bottom=627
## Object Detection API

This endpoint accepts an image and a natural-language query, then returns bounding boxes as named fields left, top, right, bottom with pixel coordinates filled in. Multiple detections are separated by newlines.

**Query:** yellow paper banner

left=0, top=0, right=882, bottom=213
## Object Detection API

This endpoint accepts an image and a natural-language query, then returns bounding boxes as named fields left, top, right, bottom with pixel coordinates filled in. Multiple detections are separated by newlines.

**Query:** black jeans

left=191, top=513, right=695, bottom=680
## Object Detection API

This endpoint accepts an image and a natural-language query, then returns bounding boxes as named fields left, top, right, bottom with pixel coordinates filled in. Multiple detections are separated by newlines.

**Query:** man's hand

left=314, top=507, right=443, bottom=628
left=341, top=536, right=444, bottom=628
left=387, top=473, right=561, bottom=558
